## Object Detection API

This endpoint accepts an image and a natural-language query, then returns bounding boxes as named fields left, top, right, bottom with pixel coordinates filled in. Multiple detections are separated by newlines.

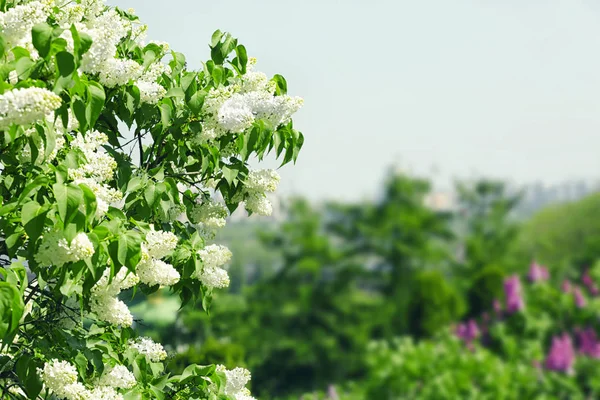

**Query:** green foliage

left=456, top=179, right=522, bottom=272
left=328, top=171, right=454, bottom=335
left=515, top=192, right=600, bottom=276
left=407, top=271, right=465, bottom=337
left=352, top=335, right=582, bottom=400
left=467, top=265, right=506, bottom=316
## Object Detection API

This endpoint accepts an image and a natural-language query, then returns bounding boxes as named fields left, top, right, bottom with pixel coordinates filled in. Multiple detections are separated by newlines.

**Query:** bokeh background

left=113, top=1, right=600, bottom=398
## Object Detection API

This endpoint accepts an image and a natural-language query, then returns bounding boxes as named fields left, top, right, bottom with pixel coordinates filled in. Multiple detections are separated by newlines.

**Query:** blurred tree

left=327, top=171, right=454, bottom=335
left=172, top=199, right=383, bottom=398
left=455, top=180, right=522, bottom=315
left=515, top=192, right=600, bottom=277
left=456, top=180, right=522, bottom=272
left=406, top=270, right=466, bottom=337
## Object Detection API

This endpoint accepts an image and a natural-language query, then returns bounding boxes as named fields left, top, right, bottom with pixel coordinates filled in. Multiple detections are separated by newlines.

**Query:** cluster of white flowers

left=40, top=359, right=124, bottom=400
left=80, top=9, right=129, bottom=74
left=0, top=88, right=62, bottom=129
left=70, top=131, right=123, bottom=217
left=0, top=0, right=52, bottom=57
left=98, top=58, right=143, bottom=88
left=216, top=365, right=256, bottom=400
left=97, top=365, right=136, bottom=389
left=128, top=337, right=167, bottom=362
left=70, top=131, right=117, bottom=182
left=136, top=228, right=180, bottom=287
left=243, top=169, right=280, bottom=216
left=90, top=267, right=139, bottom=326
left=39, top=360, right=79, bottom=397
left=198, top=58, right=303, bottom=142
left=194, top=244, right=232, bottom=289
left=35, top=231, right=95, bottom=267
left=190, top=200, right=228, bottom=228
left=136, top=257, right=180, bottom=287
left=53, top=0, right=168, bottom=104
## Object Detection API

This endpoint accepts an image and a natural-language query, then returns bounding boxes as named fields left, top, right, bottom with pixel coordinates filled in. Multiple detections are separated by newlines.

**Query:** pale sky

left=111, top=0, right=600, bottom=201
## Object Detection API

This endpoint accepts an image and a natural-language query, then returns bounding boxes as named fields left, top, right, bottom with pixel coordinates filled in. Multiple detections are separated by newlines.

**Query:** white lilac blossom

left=0, top=1, right=51, bottom=51
left=0, top=88, right=62, bottom=129
left=54, top=3, right=85, bottom=28
left=133, top=230, right=181, bottom=286
left=244, top=193, right=273, bottom=216
left=80, top=9, right=129, bottom=74
left=195, top=265, right=230, bottom=289
left=136, top=80, right=167, bottom=104
left=190, top=200, right=228, bottom=228
left=199, top=58, right=303, bottom=136
left=134, top=60, right=170, bottom=104
left=136, top=257, right=180, bottom=287
left=98, top=58, right=143, bottom=87
left=35, top=231, right=95, bottom=267
left=39, top=360, right=84, bottom=400
left=218, top=94, right=255, bottom=133
left=90, top=293, right=133, bottom=326
left=242, top=169, right=280, bottom=216
left=88, top=386, right=124, bottom=400
left=216, top=365, right=254, bottom=399
left=197, top=244, right=232, bottom=269
left=94, top=267, right=140, bottom=297
left=246, top=169, right=280, bottom=193
left=97, top=365, right=136, bottom=389
left=194, top=244, right=232, bottom=289
left=145, top=229, right=178, bottom=259
left=90, top=267, right=138, bottom=326
left=128, top=337, right=167, bottom=362
left=70, top=131, right=118, bottom=183
left=81, top=0, right=107, bottom=20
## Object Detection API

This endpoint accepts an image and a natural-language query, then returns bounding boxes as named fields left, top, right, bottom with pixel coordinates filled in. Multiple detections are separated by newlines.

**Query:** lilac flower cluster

left=455, top=261, right=600, bottom=375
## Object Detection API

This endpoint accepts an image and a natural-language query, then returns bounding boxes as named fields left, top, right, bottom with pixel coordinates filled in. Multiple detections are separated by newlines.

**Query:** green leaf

left=210, top=30, right=223, bottom=48
left=53, top=183, right=84, bottom=224
left=86, top=82, right=105, bottom=129
left=55, top=51, right=75, bottom=77
left=187, top=90, right=207, bottom=115
left=0, top=35, right=6, bottom=59
left=126, top=177, right=144, bottom=193
left=160, top=102, right=171, bottom=132
left=272, top=74, right=288, bottom=95
left=21, top=201, right=47, bottom=242
left=232, top=44, right=248, bottom=73
left=144, top=182, right=158, bottom=207
left=221, top=165, right=239, bottom=185
left=31, top=22, right=53, bottom=58
left=78, top=181, right=98, bottom=223
left=72, top=96, right=87, bottom=131
left=117, top=230, right=142, bottom=270
left=0, top=282, right=24, bottom=342
left=15, top=57, right=34, bottom=80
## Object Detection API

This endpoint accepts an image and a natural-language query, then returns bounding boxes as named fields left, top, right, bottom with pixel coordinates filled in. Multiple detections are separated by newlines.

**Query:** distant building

left=424, top=191, right=456, bottom=212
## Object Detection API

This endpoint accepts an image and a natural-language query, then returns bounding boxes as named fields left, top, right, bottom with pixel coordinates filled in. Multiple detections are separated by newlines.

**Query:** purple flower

left=504, top=275, right=525, bottom=314
left=574, top=287, right=587, bottom=308
left=576, top=328, right=600, bottom=358
left=528, top=261, right=550, bottom=283
left=456, top=319, right=479, bottom=343
left=561, top=280, right=572, bottom=293
left=544, top=333, right=575, bottom=374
